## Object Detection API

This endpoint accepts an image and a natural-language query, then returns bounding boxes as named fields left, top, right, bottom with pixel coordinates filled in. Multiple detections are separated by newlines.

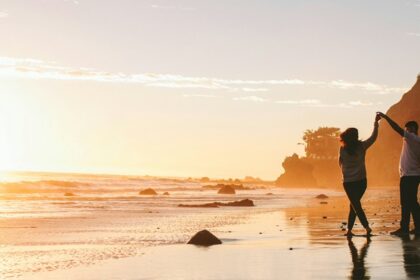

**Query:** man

left=378, top=112, right=420, bottom=236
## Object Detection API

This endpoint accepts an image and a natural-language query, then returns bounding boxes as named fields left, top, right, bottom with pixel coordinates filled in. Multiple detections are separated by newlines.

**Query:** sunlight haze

left=0, top=0, right=419, bottom=179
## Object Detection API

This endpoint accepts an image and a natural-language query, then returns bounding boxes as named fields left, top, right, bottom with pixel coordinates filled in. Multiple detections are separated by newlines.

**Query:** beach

left=0, top=173, right=418, bottom=279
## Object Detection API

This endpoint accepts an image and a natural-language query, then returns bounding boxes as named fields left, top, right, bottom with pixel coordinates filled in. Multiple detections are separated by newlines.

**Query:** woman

left=339, top=113, right=380, bottom=236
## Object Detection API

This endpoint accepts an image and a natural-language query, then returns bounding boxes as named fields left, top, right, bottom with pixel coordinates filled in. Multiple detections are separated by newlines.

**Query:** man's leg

left=406, top=176, right=420, bottom=231
left=393, top=177, right=410, bottom=235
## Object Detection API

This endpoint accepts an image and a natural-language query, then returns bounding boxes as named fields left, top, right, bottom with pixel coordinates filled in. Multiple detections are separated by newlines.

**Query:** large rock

left=367, top=75, right=420, bottom=186
left=217, top=185, right=236, bottom=194
left=316, top=194, right=328, bottom=199
left=219, top=199, right=254, bottom=207
left=178, top=199, right=255, bottom=208
left=139, top=188, right=157, bottom=195
left=203, top=184, right=250, bottom=190
left=179, top=203, right=219, bottom=208
left=275, top=154, right=318, bottom=187
left=187, top=230, right=222, bottom=246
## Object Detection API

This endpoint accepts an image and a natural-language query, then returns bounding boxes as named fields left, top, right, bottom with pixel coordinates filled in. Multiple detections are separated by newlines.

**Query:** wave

left=0, top=180, right=92, bottom=194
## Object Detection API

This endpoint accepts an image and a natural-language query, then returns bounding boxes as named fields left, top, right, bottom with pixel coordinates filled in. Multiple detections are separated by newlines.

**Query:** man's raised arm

left=377, top=112, right=404, bottom=137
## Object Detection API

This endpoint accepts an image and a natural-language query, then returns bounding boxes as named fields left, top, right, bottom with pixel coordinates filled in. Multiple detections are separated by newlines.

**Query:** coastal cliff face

left=367, top=76, right=420, bottom=186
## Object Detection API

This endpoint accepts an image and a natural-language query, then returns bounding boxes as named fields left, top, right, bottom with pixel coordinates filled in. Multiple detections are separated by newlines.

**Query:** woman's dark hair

left=340, top=128, right=361, bottom=155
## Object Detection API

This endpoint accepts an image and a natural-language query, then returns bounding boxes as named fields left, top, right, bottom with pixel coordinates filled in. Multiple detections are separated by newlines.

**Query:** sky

left=0, top=0, right=419, bottom=180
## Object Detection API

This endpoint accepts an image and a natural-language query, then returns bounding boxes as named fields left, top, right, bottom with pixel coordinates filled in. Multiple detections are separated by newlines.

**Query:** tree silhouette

left=303, top=127, right=341, bottom=159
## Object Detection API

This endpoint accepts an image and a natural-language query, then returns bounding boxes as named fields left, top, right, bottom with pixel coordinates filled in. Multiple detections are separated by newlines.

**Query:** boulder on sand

left=179, top=202, right=219, bottom=208
left=178, top=199, right=255, bottom=208
left=221, top=199, right=254, bottom=207
left=139, top=188, right=158, bottom=195
left=187, top=229, right=222, bottom=246
left=316, top=194, right=328, bottom=199
left=218, top=185, right=236, bottom=194
left=163, top=192, right=170, bottom=195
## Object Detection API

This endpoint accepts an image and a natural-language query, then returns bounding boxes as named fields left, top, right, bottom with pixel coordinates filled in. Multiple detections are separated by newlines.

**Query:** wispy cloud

left=275, top=99, right=380, bottom=109
left=183, top=94, right=219, bottom=98
left=0, top=11, right=8, bottom=18
left=151, top=4, right=195, bottom=11
left=241, top=87, right=269, bottom=92
left=233, top=96, right=268, bottom=102
left=64, top=0, right=80, bottom=5
left=275, top=99, right=321, bottom=105
left=407, top=32, right=420, bottom=37
left=0, top=56, right=407, bottom=95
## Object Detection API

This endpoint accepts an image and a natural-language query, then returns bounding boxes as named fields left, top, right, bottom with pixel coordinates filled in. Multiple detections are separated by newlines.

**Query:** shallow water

left=0, top=172, right=342, bottom=279
left=1, top=172, right=417, bottom=279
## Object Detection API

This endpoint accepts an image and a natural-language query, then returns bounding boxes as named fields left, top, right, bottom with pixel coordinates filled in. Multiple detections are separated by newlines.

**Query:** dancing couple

left=339, top=112, right=420, bottom=237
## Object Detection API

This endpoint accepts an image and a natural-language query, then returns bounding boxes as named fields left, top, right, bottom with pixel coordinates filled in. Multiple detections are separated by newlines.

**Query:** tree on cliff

left=303, top=127, right=341, bottom=159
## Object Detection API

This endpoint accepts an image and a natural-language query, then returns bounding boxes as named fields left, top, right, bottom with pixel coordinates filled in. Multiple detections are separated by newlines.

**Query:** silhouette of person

left=339, top=114, right=381, bottom=236
left=347, top=238, right=371, bottom=280
left=401, top=235, right=420, bottom=278
left=377, top=112, right=420, bottom=236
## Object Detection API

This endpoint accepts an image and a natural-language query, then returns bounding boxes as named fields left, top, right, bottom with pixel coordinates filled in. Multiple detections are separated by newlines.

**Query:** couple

left=339, top=112, right=420, bottom=237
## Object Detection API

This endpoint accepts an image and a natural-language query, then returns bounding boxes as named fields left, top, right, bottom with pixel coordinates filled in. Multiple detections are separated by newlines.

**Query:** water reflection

left=347, top=237, right=370, bottom=280
left=401, top=235, right=420, bottom=278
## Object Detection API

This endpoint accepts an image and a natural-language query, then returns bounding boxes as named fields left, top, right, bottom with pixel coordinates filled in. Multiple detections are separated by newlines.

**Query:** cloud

left=325, top=80, right=405, bottom=94
left=407, top=32, right=420, bottom=37
left=241, top=87, right=269, bottom=92
left=275, top=99, right=380, bottom=109
left=64, top=0, right=80, bottom=4
left=233, top=96, right=268, bottom=102
left=183, top=94, right=219, bottom=98
left=0, top=11, right=8, bottom=18
left=275, top=99, right=321, bottom=105
left=151, top=4, right=195, bottom=11
left=348, top=101, right=376, bottom=107
left=0, top=56, right=407, bottom=95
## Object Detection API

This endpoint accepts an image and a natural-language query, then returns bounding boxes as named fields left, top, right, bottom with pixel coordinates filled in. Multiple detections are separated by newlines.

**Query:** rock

left=217, top=185, right=236, bottom=194
left=320, top=201, right=328, bottom=204
left=367, top=76, right=420, bottom=186
left=178, top=203, right=219, bottom=208
left=163, top=192, right=170, bottom=195
left=219, top=199, right=254, bottom=207
left=178, top=199, right=255, bottom=208
left=64, top=192, right=75, bottom=196
left=316, top=194, right=329, bottom=199
left=203, top=184, right=251, bottom=191
left=187, top=230, right=222, bottom=246
left=266, top=193, right=274, bottom=196
left=139, top=188, right=157, bottom=195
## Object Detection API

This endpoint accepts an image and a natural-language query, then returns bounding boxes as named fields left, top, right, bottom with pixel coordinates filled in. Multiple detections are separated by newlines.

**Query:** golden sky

left=0, top=0, right=419, bottom=179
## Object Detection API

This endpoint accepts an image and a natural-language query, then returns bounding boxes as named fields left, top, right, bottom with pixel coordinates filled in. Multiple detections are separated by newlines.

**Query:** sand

left=4, top=187, right=418, bottom=280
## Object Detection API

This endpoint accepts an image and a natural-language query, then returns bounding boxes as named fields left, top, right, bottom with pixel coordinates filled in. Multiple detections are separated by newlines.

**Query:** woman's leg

left=347, top=203, right=357, bottom=231
left=344, top=179, right=370, bottom=229
left=344, top=181, right=358, bottom=233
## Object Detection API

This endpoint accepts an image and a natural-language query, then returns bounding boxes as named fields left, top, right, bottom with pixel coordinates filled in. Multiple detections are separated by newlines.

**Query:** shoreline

left=12, top=187, right=420, bottom=280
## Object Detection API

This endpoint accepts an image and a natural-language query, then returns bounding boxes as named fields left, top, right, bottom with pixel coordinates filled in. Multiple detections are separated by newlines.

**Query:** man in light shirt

left=378, top=112, right=420, bottom=236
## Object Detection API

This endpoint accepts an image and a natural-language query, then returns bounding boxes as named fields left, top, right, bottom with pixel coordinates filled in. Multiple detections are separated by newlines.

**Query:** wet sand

left=13, top=187, right=420, bottom=280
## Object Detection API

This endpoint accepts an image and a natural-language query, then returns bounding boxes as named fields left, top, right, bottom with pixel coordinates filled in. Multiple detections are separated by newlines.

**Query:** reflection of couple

left=339, top=112, right=420, bottom=237
left=347, top=236, right=420, bottom=279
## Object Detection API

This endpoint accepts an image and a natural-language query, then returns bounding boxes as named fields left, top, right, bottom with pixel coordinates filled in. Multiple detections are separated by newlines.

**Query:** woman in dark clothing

left=339, top=114, right=381, bottom=236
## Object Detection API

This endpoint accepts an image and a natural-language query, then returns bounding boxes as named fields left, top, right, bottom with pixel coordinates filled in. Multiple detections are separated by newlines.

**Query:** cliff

left=367, top=75, right=420, bottom=186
